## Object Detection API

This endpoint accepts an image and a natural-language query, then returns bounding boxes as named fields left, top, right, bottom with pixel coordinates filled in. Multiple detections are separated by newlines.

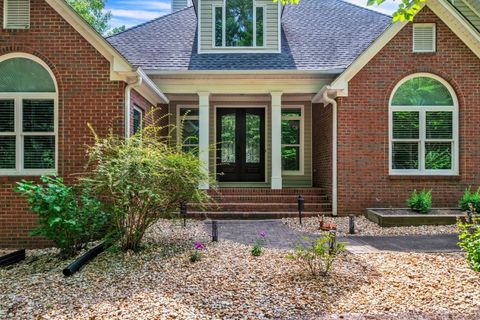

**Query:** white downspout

left=124, top=76, right=143, bottom=138
left=322, top=86, right=338, bottom=216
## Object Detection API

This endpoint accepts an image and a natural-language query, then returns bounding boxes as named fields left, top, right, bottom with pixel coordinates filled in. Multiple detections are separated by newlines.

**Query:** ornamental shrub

left=83, top=124, right=211, bottom=252
left=407, top=189, right=432, bottom=214
left=459, top=187, right=480, bottom=212
left=287, top=232, right=346, bottom=277
left=15, top=176, right=110, bottom=258
left=457, top=208, right=480, bottom=272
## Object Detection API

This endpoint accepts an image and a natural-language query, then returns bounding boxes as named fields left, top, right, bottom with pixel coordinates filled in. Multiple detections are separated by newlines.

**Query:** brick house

left=1, top=0, right=479, bottom=247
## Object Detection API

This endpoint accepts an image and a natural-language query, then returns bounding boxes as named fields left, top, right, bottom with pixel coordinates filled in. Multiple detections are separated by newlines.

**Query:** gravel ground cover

left=1, top=219, right=479, bottom=319
left=283, top=216, right=460, bottom=237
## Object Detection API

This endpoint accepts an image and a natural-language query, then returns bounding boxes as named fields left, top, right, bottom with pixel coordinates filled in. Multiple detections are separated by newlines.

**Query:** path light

left=349, top=215, right=355, bottom=235
left=297, top=195, right=305, bottom=226
left=180, top=200, right=187, bottom=227
left=328, top=230, right=337, bottom=255
left=212, top=220, right=218, bottom=242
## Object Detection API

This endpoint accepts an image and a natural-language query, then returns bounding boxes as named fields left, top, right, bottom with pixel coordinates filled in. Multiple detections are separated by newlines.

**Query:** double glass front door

left=216, top=108, right=265, bottom=182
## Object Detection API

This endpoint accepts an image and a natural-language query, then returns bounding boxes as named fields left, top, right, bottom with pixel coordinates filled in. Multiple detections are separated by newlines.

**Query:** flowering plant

left=251, top=230, right=267, bottom=257
left=190, top=241, right=206, bottom=262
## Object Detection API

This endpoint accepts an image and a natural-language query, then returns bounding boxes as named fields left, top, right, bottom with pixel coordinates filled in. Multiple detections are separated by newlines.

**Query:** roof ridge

left=106, top=6, right=194, bottom=39
left=337, top=0, right=392, bottom=19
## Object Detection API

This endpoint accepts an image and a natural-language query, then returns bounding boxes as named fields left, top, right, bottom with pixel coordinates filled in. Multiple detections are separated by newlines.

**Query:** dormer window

left=213, top=0, right=265, bottom=48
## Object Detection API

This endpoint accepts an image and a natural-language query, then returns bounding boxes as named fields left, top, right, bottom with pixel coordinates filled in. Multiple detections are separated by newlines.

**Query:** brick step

left=209, top=195, right=329, bottom=203
left=189, top=202, right=332, bottom=212
left=209, top=188, right=325, bottom=196
left=188, top=211, right=332, bottom=219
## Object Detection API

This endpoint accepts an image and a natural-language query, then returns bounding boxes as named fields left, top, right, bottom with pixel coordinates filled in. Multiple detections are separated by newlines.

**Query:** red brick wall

left=336, top=7, right=480, bottom=215
left=0, top=0, right=127, bottom=248
left=312, top=103, right=332, bottom=201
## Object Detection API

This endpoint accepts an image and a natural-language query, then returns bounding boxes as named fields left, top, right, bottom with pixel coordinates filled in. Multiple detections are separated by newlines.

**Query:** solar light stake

left=349, top=214, right=355, bottom=235
left=329, top=230, right=337, bottom=255
left=212, top=221, right=218, bottom=242
left=297, top=195, right=305, bottom=226
left=180, top=201, right=187, bottom=227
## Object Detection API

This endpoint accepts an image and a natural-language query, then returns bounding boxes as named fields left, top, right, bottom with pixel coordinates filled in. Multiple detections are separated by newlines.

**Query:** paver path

left=204, top=220, right=461, bottom=253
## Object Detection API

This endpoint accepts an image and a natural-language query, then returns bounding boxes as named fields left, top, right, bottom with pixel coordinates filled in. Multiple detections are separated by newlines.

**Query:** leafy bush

left=457, top=207, right=480, bottom=272
left=251, top=230, right=267, bottom=257
left=407, top=189, right=432, bottom=214
left=459, top=187, right=480, bottom=212
left=287, top=232, right=346, bottom=276
left=15, top=176, right=109, bottom=257
left=83, top=124, right=211, bottom=252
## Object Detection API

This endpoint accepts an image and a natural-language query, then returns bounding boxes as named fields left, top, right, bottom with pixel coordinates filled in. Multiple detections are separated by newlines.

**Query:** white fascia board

left=136, top=68, right=170, bottom=105
left=144, top=68, right=346, bottom=76
left=45, top=0, right=134, bottom=80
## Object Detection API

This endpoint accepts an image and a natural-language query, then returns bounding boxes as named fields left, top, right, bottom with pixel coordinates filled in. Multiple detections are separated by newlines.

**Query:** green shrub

left=287, top=232, right=346, bottom=276
left=457, top=213, right=480, bottom=272
left=459, top=187, right=480, bottom=212
left=83, top=124, right=211, bottom=252
left=407, top=189, right=432, bottom=214
left=15, top=176, right=110, bottom=257
left=251, top=230, right=267, bottom=257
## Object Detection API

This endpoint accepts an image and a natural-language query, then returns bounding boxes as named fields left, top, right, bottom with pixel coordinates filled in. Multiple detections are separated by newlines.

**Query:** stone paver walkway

left=204, top=220, right=461, bottom=253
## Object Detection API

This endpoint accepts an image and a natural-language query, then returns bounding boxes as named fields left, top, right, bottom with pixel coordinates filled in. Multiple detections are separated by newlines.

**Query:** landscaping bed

left=283, top=216, right=459, bottom=237
left=1, top=219, right=479, bottom=319
left=366, top=208, right=465, bottom=227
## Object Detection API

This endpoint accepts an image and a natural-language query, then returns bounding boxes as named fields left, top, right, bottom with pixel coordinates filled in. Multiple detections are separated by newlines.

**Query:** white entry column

left=198, top=92, right=210, bottom=190
left=270, top=91, right=283, bottom=189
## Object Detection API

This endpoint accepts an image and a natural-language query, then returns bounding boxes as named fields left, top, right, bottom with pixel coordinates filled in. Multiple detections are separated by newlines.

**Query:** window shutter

left=3, top=0, right=30, bottom=29
left=413, top=24, right=436, bottom=52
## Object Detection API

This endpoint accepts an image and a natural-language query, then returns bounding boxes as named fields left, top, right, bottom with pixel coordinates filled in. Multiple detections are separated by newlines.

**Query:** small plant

left=251, top=230, right=267, bottom=257
left=15, top=176, right=110, bottom=258
left=288, top=232, right=346, bottom=277
left=457, top=205, right=480, bottom=272
left=407, top=189, right=432, bottom=214
left=190, top=241, right=206, bottom=263
left=459, top=187, right=480, bottom=213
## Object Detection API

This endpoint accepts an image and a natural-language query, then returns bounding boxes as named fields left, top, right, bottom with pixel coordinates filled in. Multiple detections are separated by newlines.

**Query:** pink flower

left=194, top=241, right=205, bottom=250
left=259, top=231, right=267, bottom=238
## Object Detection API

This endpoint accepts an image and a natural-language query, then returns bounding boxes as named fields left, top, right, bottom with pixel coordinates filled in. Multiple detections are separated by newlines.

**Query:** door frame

left=214, top=104, right=268, bottom=184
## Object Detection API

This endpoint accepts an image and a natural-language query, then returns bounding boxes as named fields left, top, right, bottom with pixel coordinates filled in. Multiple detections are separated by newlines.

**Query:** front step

left=190, top=202, right=332, bottom=212
left=208, top=188, right=325, bottom=195
left=188, top=211, right=331, bottom=219
left=210, top=195, right=329, bottom=203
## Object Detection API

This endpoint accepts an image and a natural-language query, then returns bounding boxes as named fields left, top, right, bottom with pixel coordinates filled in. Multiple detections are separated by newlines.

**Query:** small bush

left=457, top=207, right=480, bottom=272
left=15, top=176, right=110, bottom=257
left=407, top=189, right=432, bottom=214
left=287, top=232, right=346, bottom=277
left=459, top=187, right=480, bottom=212
left=251, top=230, right=266, bottom=257
left=190, top=241, right=205, bottom=263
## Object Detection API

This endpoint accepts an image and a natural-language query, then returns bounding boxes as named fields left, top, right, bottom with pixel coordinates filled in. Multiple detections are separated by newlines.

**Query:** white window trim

left=212, top=0, right=266, bottom=49
left=388, top=73, right=459, bottom=176
left=0, top=53, right=58, bottom=176
left=177, top=105, right=200, bottom=149
left=413, top=23, right=436, bottom=53
left=133, top=105, right=143, bottom=135
left=281, top=105, right=304, bottom=176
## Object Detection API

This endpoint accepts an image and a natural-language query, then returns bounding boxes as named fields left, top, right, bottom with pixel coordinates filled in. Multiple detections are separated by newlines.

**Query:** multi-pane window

left=0, top=57, right=57, bottom=175
left=281, top=108, right=302, bottom=173
left=133, top=106, right=143, bottom=135
left=390, top=75, right=457, bottom=175
left=213, top=0, right=265, bottom=48
left=179, top=107, right=199, bottom=153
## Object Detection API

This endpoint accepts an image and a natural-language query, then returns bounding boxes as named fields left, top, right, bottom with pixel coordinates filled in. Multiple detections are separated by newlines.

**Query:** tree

left=66, top=0, right=125, bottom=36
left=275, top=0, right=427, bottom=22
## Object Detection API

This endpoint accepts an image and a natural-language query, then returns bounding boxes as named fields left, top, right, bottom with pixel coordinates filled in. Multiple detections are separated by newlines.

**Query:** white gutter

left=321, top=86, right=338, bottom=217
left=143, top=68, right=346, bottom=76
left=124, top=75, right=142, bottom=138
left=137, top=68, right=169, bottom=104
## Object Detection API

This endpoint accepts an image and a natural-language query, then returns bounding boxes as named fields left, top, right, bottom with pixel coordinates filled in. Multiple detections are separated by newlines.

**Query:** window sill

left=388, top=175, right=461, bottom=181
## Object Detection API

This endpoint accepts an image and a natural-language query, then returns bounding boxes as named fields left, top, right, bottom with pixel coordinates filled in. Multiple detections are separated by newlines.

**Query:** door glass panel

left=246, top=113, right=260, bottom=164
left=221, top=113, right=236, bottom=163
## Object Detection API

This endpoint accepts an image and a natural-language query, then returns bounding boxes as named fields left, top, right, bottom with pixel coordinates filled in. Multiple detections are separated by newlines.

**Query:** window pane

left=226, top=0, right=253, bottom=47
left=0, top=100, right=14, bottom=132
left=180, top=108, right=199, bottom=117
left=182, top=119, right=199, bottom=145
left=0, top=136, right=15, bottom=169
left=426, top=111, right=452, bottom=139
left=133, top=108, right=142, bottom=135
left=282, top=109, right=301, bottom=117
left=282, top=146, right=300, bottom=171
left=391, top=77, right=453, bottom=106
left=24, top=136, right=55, bottom=169
left=246, top=113, right=260, bottom=164
left=215, top=7, right=223, bottom=47
left=282, top=119, right=300, bottom=145
left=220, top=113, right=236, bottom=163
left=23, top=100, right=54, bottom=132
left=425, top=142, right=452, bottom=170
left=392, top=111, right=419, bottom=139
left=392, top=142, right=418, bottom=169
left=256, top=7, right=264, bottom=46
left=0, top=58, right=55, bottom=92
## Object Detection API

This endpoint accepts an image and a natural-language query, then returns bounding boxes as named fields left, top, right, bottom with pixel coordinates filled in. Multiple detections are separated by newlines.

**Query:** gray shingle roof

left=107, top=0, right=391, bottom=71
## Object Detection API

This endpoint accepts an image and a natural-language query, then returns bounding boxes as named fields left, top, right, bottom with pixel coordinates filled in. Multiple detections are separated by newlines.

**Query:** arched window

left=0, top=54, right=57, bottom=175
left=389, top=74, right=458, bottom=175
